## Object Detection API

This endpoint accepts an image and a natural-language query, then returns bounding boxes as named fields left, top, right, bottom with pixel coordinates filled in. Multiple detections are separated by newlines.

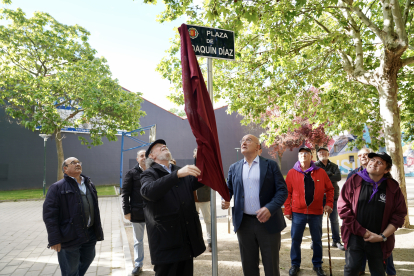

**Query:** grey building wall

left=0, top=98, right=299, bottom=191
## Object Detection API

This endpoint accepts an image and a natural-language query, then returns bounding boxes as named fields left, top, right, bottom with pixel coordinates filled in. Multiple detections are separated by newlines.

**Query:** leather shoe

left=332, top=241, right=345, bottom=251
left=313, top=267, right=326, bottom=276
left=132, top=266, right=142, bottom=275
left=289, top=265, right=300, bottom=276
left=208, top=243, right=212, bottom=252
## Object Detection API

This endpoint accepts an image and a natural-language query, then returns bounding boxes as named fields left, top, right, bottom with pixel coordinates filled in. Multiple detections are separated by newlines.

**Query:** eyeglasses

left=240, top=138, right=257, bottom=144
left=69, top=161, right=82, bottom=166
left=298, top=152, right=310, bottom=156
left=368, top=158, right=384, bottom=166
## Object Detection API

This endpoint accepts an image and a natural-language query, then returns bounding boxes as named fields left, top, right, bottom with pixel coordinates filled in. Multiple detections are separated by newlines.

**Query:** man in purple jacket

left=338, top=152, right=407, bottom=276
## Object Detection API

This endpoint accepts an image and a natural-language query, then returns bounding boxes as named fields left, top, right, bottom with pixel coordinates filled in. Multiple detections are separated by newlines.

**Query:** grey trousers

left=236, top=214, right=281, bottom=276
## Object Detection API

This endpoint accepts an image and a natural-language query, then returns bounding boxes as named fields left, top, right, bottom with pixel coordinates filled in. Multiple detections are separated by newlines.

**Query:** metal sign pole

left=207, top=57, right=218, bottom=276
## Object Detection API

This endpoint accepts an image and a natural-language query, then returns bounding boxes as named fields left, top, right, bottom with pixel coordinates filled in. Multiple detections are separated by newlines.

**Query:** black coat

left=122, top=164, right=145, bottom=222
left=43, top=174, right=104, bottom=249
left=140, top=163, right=206, bottom=265
left=315, top=160, right=342, bottom=199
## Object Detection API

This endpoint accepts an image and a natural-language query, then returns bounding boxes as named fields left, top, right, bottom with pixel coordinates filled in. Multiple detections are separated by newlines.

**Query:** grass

left=0, top=185, right=118, bottom=201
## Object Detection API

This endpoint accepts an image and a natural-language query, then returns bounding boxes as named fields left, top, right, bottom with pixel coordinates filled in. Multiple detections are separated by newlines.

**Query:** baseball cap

left=298, top=146, right=312, bottom=153
left=368, top=152, right=392, bottom=165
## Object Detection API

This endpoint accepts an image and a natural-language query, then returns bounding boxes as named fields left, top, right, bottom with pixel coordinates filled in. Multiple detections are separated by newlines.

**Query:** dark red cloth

left=179, top=24, right=230, bottom=201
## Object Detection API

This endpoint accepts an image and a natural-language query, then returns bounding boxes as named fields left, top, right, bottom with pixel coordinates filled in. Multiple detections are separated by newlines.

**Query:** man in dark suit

left=222, top=134, right=288, bottom=276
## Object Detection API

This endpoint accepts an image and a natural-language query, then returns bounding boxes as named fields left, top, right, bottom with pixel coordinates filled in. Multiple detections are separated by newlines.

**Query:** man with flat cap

left=140, top=139, right=206, bottom=276
left=338, top=152, right=407, bottom=276
left=314, top=147, right=344, bottom=251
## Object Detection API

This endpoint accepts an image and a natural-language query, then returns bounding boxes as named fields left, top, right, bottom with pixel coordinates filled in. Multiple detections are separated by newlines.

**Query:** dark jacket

left=315, top=160, right=341, bottom=199
left=338, top=174, right=407, bottom=260
left=140, top=162, right=205, bottom=265
left=347, top=166, right=363, bottom=180
left=122, top=164, right=145, bottom=222
left=43, top=174, right=104, bottom=249
left=227, top=156, right=288, bottom=233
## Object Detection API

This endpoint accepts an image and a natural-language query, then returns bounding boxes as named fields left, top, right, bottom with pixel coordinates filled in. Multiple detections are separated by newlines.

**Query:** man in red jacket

left=338, top=152, right=407, bottom=276
left=284, top=147, right=334, bottom=276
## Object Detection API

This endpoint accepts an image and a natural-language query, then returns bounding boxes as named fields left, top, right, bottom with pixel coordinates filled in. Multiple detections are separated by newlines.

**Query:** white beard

left=158, top=151, right=172, bottom=161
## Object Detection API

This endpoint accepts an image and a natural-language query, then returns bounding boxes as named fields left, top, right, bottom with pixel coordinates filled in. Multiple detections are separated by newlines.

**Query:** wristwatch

left=380, top=233, right=387, bottom=242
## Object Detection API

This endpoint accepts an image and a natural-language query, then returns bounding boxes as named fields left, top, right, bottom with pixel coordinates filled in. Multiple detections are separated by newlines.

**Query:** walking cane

left=326, top=215, right=333, bottom=276
left=228, top=208, right=231, bottom=234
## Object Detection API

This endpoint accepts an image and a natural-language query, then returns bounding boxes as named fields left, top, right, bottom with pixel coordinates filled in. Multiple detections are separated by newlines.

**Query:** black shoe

left=313, top=267, right=326, bottom=276
left=289, top=265, right=300, bottom=276
left=332, top=241, right=345, bottom=251
left=132, top=266, right=142, bottom=275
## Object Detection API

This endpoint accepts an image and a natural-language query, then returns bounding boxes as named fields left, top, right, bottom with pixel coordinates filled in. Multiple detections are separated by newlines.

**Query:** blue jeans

left=132, top=222, right=145, bottom=268
left=291, top=212, right=323, bottom=267
left=323, top=198, right=341, bottom=243
left=57, top=227, right=97, bottom=276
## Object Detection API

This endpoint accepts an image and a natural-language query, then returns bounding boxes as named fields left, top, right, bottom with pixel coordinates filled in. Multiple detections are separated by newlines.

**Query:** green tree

left=0, top=8, right=145, bottom=180
left=151, top=0, right=414, bottom=226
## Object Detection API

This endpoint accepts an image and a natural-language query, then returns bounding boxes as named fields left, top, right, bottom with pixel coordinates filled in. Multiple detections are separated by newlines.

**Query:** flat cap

left=145, top=139, right=166, bottom=158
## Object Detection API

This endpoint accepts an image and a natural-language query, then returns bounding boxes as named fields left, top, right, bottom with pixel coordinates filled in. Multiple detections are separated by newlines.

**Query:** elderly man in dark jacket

left=314, top=147, right=344, bottom=251
left=43, top=157, right=103, bottom=276
left=140, top=139, right=205, bottom=276
left=122, top=149, right=147, bottom=275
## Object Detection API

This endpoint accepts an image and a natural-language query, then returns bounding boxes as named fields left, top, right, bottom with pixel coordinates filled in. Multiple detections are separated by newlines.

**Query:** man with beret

left=140, top=139, right=206, bottom=276
left=284, top=146, right=334, bottom=276
left=338, top=152, right=407, bottom=276
left=314, top=147, right=344, bottom=251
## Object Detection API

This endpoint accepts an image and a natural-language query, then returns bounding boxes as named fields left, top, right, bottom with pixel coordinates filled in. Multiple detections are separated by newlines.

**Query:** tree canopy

left=0, top=7, right=145, bottom=179
left=151, top=0, right=414, bottom=226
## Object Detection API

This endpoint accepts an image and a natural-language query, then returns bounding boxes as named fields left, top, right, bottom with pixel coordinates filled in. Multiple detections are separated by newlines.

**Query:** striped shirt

left=243, top=155, right=261, bottom=215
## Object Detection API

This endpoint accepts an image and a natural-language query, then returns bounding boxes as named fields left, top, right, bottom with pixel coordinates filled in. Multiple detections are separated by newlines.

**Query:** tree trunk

left=55, top=129, right=64, bottom=181
left=377, top=70, right=410, bottom=227
left=277, top=153, right=282, bottom=171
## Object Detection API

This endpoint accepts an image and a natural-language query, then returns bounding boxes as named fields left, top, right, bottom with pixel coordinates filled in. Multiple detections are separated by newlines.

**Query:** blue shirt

left=70, top=176, right=86, bottom=194
left=242, top=155, right=261, bottom=215
left=159, top=163, right=172, bottom=174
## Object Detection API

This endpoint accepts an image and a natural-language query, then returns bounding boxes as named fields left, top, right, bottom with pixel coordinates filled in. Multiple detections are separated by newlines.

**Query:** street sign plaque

left=187, top=24, right=235, bottom=60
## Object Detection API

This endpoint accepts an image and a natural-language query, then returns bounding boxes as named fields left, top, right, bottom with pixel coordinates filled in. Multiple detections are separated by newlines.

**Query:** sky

left=1, top=0, right=219, bottom=111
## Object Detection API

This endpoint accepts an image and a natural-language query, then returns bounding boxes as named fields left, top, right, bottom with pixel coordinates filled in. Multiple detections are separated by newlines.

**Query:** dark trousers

left=153, top=258, right=193, bottom=276
left=236, top=214, right=281, bottom=276
left=344, top=234, right=386, bottom=276
left=57, top=227, right=97, bottom=276
left=360, top=253, right=396, bottom=275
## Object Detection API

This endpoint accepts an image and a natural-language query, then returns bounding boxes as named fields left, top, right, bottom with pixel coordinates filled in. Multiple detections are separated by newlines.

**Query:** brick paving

left=0, top=197, right=126, bottom=276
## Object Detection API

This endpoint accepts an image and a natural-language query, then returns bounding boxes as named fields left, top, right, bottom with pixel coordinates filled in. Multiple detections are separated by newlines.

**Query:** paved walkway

left=0, top=197, right=127, bottom=276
